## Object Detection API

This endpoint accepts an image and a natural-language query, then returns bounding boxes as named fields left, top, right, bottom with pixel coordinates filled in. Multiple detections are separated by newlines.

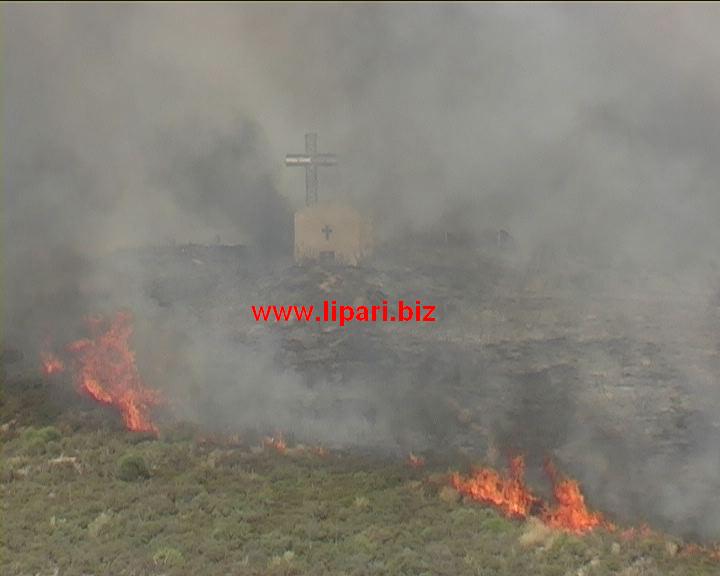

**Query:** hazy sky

left=5, top=3, right=720, bottom=258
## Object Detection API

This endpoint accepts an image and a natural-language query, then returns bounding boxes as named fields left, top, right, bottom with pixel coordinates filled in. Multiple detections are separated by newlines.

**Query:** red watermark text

left=251, top=300, right=437, bottom=326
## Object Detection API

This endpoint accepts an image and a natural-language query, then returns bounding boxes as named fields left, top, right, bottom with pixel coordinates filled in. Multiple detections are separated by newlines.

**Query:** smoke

left=4, top=4, right=720, bottom=539
left=6, top=4, right=720, bottom=274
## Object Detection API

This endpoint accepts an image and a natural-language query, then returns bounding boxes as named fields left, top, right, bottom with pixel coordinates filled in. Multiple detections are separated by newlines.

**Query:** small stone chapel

left=285, top=133, right=372, bottom=266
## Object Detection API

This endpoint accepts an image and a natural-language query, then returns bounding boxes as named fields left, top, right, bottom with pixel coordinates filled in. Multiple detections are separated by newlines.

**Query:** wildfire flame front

left=41, top=311, right=163, bottom=434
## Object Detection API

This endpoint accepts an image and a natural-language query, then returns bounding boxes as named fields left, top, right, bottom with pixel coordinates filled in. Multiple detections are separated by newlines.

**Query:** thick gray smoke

left=7, top=4, right=720, bottom=272
left=4, top=4, right=720, bottom=539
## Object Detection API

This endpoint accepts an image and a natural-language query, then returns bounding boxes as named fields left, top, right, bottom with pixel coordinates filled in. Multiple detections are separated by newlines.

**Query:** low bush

left=116, top=453, right=150, bottom=481
left=21, top=426, right=62, bottom=455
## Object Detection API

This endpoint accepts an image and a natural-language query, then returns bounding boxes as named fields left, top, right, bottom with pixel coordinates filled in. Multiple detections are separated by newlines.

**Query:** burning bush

left=450, top=455, right=610, bottom=535
left=41, top=311, right=164, bottom=435
left=451, top=455, right=538, bottom=519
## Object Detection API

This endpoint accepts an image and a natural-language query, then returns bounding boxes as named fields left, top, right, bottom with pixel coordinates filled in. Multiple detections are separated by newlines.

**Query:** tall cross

left=285, top=133, right=337, bottom=206
left=322, top=224, right=333, bottom=240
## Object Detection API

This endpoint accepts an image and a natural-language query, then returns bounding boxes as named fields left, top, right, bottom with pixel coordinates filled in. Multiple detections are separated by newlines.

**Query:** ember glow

left=451, top=456, right=609, bottom=533
left=41, top=311, right=163, bottom=434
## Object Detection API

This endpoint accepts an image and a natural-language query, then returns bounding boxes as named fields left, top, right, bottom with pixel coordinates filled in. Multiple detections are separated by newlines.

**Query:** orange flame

left=541, top=460, right=609, bottom=534
left=451, top=455, right=539, bottom=519
left=263, top=434, right=287, bottom=454
left=43, top=312, right=163, bottom=434
left=450, top=456, right=611, bottom=533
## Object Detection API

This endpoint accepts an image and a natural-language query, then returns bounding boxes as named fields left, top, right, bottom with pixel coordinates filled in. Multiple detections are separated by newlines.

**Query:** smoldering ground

left=4, top=4, right=720, bottom=539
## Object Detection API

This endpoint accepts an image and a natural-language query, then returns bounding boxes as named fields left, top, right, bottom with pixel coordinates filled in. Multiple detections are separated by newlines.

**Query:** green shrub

left=21, top=426, right=62, bottom=454
left=35, top=426, right=62, bottom=442
left=117, top=454, right=150, bottom=481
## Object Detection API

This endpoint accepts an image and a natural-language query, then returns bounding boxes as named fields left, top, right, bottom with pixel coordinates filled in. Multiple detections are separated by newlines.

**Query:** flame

left=450, top=456, right=610, bottom=533
left=42, top=312, right=163, bottom=434
left=451, top=455, right=539, bottom=519
left=263, top=434, right=287, bottom=454
left=40, top=352, right=65, bottom=376
left=259, top=436, right=330, bottom=458
left=541, top=460, right=609, bottom=534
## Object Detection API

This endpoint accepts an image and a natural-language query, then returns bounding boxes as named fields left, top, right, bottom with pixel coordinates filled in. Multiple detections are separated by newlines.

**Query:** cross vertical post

left=305, top=133, right=318, bottom=205
left=285, top=133, right=337, bottom=206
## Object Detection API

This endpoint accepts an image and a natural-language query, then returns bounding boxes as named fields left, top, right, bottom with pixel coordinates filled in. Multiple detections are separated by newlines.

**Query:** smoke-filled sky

left=5, top=3, right=720, bottom=264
